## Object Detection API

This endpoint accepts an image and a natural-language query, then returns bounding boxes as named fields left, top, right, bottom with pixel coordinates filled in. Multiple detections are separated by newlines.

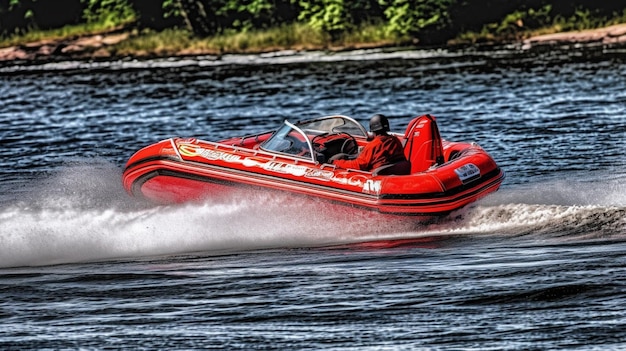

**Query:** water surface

left=0, top=47, right=625, bottom=349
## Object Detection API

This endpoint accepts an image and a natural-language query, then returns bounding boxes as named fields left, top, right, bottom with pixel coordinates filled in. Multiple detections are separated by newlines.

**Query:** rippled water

left=1, top=47, right=625, bottom=349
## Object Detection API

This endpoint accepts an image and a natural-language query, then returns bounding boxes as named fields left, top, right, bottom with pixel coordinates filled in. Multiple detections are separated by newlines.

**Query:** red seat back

left=403, top=115, right=444, bottom=173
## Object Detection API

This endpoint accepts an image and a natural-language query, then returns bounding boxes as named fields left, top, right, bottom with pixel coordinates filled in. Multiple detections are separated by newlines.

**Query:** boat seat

left=403, top=114, right=444, bottom=173
left=372, top=160, right=412, bottom=176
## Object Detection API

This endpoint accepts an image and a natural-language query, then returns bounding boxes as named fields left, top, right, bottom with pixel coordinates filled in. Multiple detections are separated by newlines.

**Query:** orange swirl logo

left=178, top=144, right=201, bottom=157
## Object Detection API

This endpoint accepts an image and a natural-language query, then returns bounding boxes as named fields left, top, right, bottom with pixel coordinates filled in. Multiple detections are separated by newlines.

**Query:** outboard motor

left=403, top=114, right=444, bottom=173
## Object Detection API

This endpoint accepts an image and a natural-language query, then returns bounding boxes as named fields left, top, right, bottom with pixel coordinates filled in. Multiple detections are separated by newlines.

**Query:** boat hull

left=123, top=137, right=504, bottom=217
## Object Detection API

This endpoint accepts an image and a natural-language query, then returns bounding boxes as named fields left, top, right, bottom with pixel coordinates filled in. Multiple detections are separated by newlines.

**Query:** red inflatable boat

left=123, top=114, right=504, bottom=217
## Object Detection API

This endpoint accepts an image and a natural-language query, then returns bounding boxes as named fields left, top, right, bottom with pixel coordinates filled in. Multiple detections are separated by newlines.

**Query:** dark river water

left=0, top=47, right=625, bottom=349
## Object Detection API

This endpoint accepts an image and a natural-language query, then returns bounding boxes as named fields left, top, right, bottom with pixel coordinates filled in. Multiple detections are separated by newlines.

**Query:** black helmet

left=369, top=114, right=390, bottom=133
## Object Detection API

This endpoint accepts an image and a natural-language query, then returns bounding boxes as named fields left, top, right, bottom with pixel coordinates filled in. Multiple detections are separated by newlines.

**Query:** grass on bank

left=0, top=18, right=403, bottom=55
left=110, top=22, right=400, bottom=57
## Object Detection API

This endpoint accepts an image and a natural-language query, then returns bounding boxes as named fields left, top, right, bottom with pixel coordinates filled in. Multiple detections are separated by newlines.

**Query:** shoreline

left=1, top=23, right=625, bottom=65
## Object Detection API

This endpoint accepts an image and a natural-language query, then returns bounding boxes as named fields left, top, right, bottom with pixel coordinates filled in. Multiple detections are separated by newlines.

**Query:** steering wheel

left=338, top=133, right=358, bottom=154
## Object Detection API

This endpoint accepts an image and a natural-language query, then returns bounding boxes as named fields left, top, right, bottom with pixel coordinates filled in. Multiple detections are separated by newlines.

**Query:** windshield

left=260, top=115, right=368, bottom=162
left=260, top=121, right=314, bottom=160
left=296, top=115, right=367, bottom=137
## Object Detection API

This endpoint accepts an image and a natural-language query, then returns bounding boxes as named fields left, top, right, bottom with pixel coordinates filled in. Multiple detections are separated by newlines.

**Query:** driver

left=330, top=114, right=407, bottom=172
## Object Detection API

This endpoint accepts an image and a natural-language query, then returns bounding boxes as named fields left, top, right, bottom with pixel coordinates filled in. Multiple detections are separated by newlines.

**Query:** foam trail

left=1, top=163, right=624, bottom=268
left=0, top=160, right=412, bottom=267
left=410, top=176, right=626, bottom=242
left=0, top=190, right=413, bottom=268
left=482, top=176, right=626, bottom=207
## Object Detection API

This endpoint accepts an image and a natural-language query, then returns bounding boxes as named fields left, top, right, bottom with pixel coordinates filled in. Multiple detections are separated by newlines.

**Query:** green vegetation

left=1, top=0, right=625, bottom=55
left=111, top=22, right=397, bottom=56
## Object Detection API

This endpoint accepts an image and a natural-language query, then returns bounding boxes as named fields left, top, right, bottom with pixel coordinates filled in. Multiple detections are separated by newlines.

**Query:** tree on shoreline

left=1, top=0, right=625, bottom=45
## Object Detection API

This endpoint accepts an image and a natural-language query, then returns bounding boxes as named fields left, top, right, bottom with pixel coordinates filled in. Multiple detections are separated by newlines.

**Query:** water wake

left=0, top=164, right=624, bottom=268
left=416, top=177, right=626, bottom=241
